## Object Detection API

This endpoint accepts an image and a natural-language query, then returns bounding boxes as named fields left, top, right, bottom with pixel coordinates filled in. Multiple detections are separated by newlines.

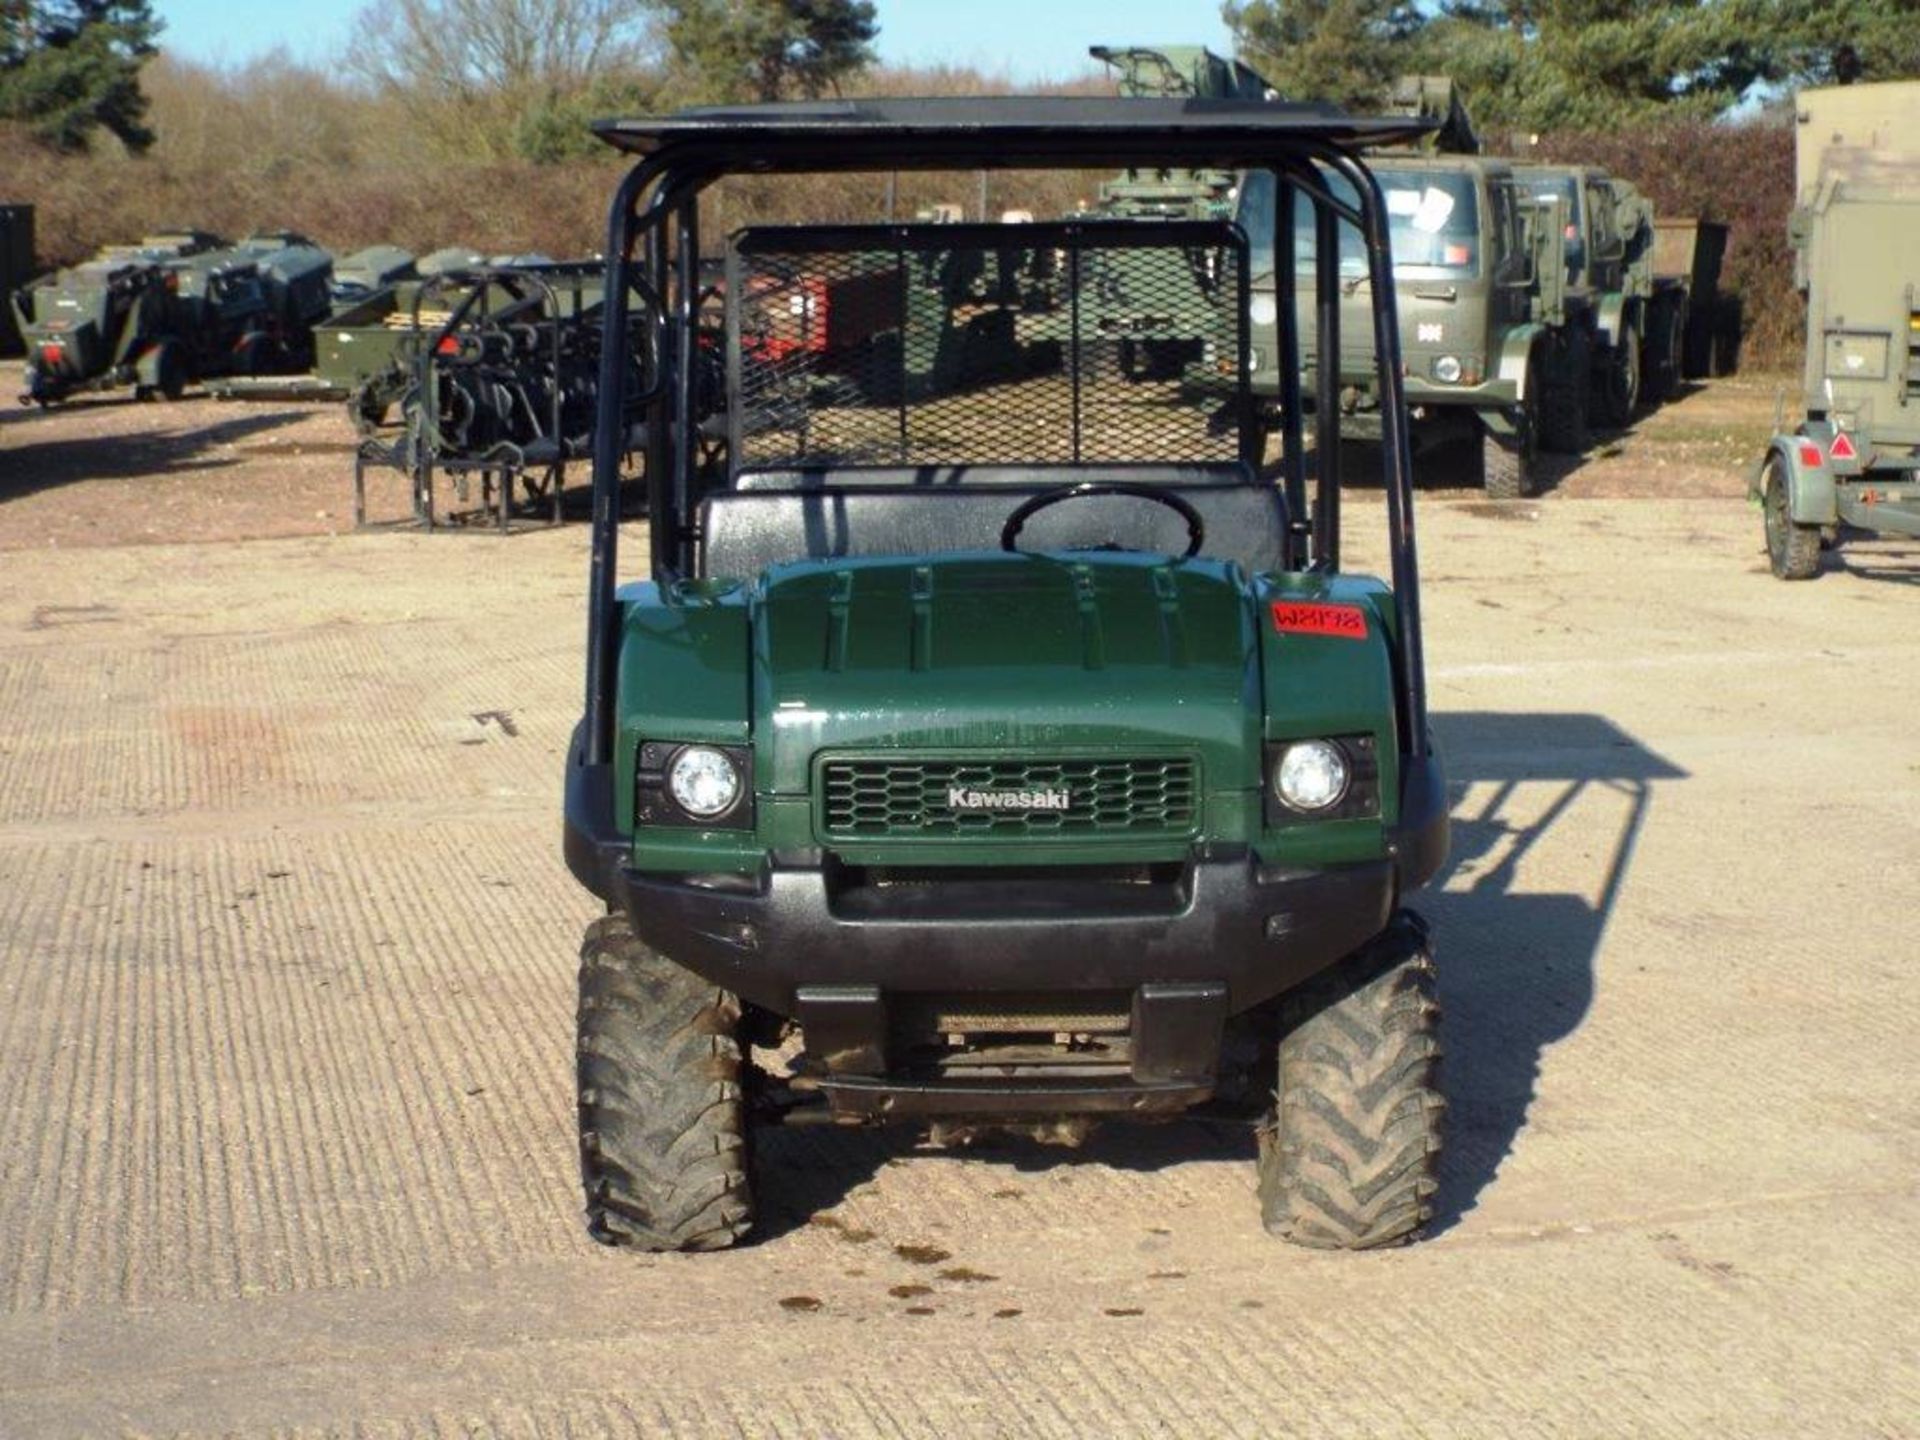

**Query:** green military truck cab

left=1515, top=164, right=1689, bottom=428
left=1239, top=153, right=1582, bottom=498
left=1756, top=81, right=1920, bottom=578
left=561, top=99, right=1451, bottom=1252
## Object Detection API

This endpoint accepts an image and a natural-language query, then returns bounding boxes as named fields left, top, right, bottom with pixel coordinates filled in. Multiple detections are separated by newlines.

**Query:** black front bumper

left=564, top=739, right=1448, bottom=1116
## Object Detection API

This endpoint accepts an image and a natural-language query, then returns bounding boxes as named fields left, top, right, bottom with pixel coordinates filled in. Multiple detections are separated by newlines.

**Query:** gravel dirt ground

left=0, top=368, right=1916, bottom=1437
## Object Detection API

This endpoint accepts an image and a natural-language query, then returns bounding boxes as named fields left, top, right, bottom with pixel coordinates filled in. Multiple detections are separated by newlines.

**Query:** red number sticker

left=1271, top=601, right=1368, bottom=640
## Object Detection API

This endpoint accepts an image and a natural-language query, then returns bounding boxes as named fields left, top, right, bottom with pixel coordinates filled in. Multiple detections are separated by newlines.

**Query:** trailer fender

left=1496, top=323, right=1546, bottom=401
left=1754, top=435, right=1837, bottom=527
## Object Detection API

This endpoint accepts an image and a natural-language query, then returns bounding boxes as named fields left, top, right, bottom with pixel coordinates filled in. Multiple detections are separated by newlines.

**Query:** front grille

left=819, top=756, right=1198, bottom=841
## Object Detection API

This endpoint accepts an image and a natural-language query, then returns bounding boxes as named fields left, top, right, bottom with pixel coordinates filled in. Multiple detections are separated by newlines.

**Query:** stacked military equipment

left=353, top=261, right=637, bottom=531
left=1754, top=81, right=1920, bottom=578
left=1, top=205, right=35, bottom=358
left=12, top=228, right=336, bottom=406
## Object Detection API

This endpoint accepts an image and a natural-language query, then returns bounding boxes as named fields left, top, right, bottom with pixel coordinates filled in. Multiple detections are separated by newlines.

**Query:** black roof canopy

left=592, top=96, right=1433, bottom=170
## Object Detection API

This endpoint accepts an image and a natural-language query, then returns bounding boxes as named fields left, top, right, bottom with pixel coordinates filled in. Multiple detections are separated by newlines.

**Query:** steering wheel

left=999, top=482, right=1207, bottom=559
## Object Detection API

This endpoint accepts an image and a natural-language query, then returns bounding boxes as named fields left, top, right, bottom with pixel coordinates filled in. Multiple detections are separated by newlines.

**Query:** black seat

left=700, top=467, right=1289, bottom=578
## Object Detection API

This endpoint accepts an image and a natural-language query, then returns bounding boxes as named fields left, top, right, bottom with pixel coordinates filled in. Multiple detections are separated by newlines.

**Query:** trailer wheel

left=1258, top=910, right=1444, bottom=1250
left=577, top=914, right=754, bottom=1251
left=234, top=332, right=271, bottom=377
left=1763, top=454, right=1821, bottom=581
left=149, top=340, right=187, bottom=401
left=1599, top=323, right=1640, bottom=427
left=1642, top=299, right=1683, bottom=405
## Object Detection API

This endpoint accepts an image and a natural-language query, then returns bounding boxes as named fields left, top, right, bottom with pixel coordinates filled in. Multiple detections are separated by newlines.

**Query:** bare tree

left=346, top=0, right=662, bottom=159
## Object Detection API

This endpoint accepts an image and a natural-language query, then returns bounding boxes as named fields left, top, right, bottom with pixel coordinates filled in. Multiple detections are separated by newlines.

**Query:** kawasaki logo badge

left=946, top=786, right=1072, bottom=811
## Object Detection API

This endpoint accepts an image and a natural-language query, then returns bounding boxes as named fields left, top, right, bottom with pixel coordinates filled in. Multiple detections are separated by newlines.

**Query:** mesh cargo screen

left=726, top=221, right=1248, bottom=471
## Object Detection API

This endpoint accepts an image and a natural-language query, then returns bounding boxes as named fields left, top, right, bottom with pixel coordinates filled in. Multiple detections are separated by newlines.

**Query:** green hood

left=751, top=551, right=1262, bottom=796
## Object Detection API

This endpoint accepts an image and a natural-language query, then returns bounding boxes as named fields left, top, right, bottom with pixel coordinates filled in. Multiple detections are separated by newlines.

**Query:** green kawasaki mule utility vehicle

left=563, top=98, right=1451, bottom=1251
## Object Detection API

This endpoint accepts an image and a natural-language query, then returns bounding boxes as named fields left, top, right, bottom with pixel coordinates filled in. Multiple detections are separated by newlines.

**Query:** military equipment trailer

left=563, top=98, right=1450, bottom=1252
left=1756, top=81, right=1920, bottom=578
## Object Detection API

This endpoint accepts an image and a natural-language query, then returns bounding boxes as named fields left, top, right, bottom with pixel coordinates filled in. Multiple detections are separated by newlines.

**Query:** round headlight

left=667, top=746, right=742, bottom=819
left=1274, top=739, right=1350, bottom=813
left=1432, top=354, right=1464, bottom=384
left=1249, top=293, right=1278, bottom=328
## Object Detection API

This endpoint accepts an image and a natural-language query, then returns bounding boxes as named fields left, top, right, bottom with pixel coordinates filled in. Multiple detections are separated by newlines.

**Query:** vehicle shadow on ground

left=0, top=406, right=309, bottom=504
left=754, top=710, right=1685, bottom=1246
left=1422, top=710, right=1686, bottom=1235
left=1828, top=534, right=1920, bottom=586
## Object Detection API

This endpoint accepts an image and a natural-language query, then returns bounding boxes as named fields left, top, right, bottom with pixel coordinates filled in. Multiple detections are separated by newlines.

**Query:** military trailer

left=562, top=98, right=1450, bottom=1252
left=1654, top=217, right=1730, bottom=381
left=232, top=232, right=335, bottom=367
left=1, top=205, right=35, bottom=358
left=330, top=246, right=418, bottom=306
left=12, top=242, right=275, bottom=405
left=1755, top=81, right=1920, bottom=579
left=1240, top=153, right=1586, bottom=498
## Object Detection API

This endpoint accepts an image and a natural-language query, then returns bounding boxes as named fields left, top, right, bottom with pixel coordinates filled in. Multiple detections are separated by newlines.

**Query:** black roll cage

left=582, top=104, right=1431, bottom=776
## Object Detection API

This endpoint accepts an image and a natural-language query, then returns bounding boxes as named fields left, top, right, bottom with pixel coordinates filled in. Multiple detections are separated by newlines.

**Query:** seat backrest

left=700, top=479, right=1290, bottom=579
left=730, top=461, right=1256, bottom=491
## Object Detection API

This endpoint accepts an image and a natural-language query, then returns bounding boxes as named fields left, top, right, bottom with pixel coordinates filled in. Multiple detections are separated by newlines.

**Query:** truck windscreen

left=1236, top=168, right=1483, bottom=280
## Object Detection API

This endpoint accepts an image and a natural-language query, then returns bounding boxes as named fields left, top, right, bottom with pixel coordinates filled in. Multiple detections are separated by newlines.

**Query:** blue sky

left=152, top=0, right=1236, bottom=81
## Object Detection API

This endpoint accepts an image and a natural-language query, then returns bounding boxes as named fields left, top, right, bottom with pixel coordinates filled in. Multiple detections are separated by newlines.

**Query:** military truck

left=1754, top=80, right=1920, bottom=579
left=562, top=97, right=1450, bottom=1252
left=1514, top=164, right=1690, bottom=427
left=1079, top=45, right=1282, bottom=385
left=1239, top=154, right=1586, bottom=498
left=1091, top=45, right=1276, bottom=220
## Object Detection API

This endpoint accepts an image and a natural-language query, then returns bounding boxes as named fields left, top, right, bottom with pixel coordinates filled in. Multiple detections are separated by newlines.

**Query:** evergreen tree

left=1222, top=0, right=1421, bottom=109
left=663, top=0, right=878, bottom=104
left=0, top=0, right=160, bottom=152
left=1421, top=1, right=1795, bottom=131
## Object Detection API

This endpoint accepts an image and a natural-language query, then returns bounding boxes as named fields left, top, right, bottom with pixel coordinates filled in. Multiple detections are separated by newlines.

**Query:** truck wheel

left=576, top=914, right=754, bottom=1251
left=1600, top=324, right=1640, bottom=427
left=1480, top=429, right=1526, bottom=500
left=1538, top=332, right=1589, bottom=454
left=1258, top=910, right=1443, bottom=1250
left=1479, top=393, right=1535, bottom=501
left=1762, top=454, right=1821, bottom=581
